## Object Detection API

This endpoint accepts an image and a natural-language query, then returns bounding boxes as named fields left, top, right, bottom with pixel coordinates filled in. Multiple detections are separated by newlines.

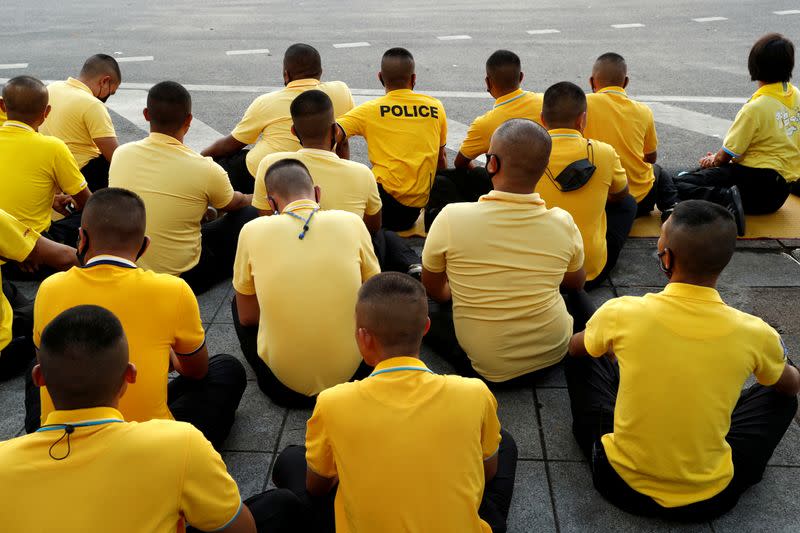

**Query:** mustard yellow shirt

left=40, top=77, right=116, bottom=168
left=233, top=199, right=380, bottom=396
left=423, top=190, right=584, bottom=381
left=723, top=82, right=800, bottom=182
left=306, top=357, right=501, bottom=533
left=0, top=210, right=39, bottom=352
left=584, top=283, right=787, bottom=507
left=459, top=88, right=544, bottom=159
left=231, top=79, right=355, bottom=177
left=0, top=407, right=242, bottom=533
left=585, top=87, right=657, bottom=202
left=338, top=89, right=447, bottom=207
left=536, top=129, right=628, bottom=281
left=109, top=132, right=235, bottom=275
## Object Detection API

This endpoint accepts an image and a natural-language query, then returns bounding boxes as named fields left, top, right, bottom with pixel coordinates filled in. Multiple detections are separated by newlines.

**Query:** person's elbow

left=607, top=186, right=630, bottom=204
left=453, top=152, right=473, bottom=170
left=72, top=187, right=92, bottom=210
left=561, top=268, right=586, bottom=291
left=771, top=364, right=800, bottom=397
left=235, top=292, right=261, bottom=327
left=364, top=211, right=382, bottom=235
left=174, top=345, right=209, bottom=380
left=306, top=469, right=337, bottom=497
left=568, top=332, right=588, bottom=357
left=643, top=151, right=657, bottom=164
left=421, top=268, right=450, bottom=303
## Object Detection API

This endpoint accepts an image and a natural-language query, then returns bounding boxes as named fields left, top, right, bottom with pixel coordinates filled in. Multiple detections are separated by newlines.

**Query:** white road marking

left=644, top=102, right=732, bottom=138
left=526, top=29, right=560, bottom=35
left=611, top=23, right=645, bottom=28
left=116, top=56, right=154, bottom=63
left=226, top=49, right=270, bottom=56
left=437, top=35, right=471, bottom=40
left=0, top=63, right=28, bottom=69
left=774, top=9, right=800, bottom=15
left=692, top=16, right=728, bottom=22
left=332, top=42, right=370, bottom=48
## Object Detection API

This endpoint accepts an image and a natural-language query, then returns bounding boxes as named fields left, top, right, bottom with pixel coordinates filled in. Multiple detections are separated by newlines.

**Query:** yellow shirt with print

left=536, top=129, right=628, bottom=281
left=723, top=82, right=800, bottom=182
left=253, top=148, right=381, bottom=218
left=306, top=357, right=501, bottom=533
left=338, top=89, right=447, bottom=208
left=459, top=89, right=543, bottom=159
left=585, top=87, right=658, bottom=202
left=0, top=210, right=39, bottom=352
left=423, top=190, right=584, bottom=381
left=231, top=79, right=355, bottom=177
left=584, top=283, right=787, bottom=507
left=40, top=77, right=116, bottom=168
left=0, top=407, right=242, bottom=533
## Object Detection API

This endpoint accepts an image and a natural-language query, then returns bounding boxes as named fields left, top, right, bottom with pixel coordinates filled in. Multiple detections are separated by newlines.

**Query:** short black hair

left=486, top=49, right=522, bottom=90
left=542, top=81, right=587, bottom=126
left=593, top=52, right=627, bottom=86
left=290, top=89, right=334, bottom=140
left=264, top=159, right=314, bottom=198
left=147, top=81, right=191, bottom=132
left=668, top=200, right=736, bottom=276
left=381, top=47, right=415, bottom=86
left=284, top=43, right=322, bottom=80
left=80, top=54, right=122, bottom=83
left=82, top=187, right=146, bottom=249
left=2, top=75, right=48, bottom=121
left=748, top=33, right=794, bottom=83
left=356, top=272, right=428, bottom=347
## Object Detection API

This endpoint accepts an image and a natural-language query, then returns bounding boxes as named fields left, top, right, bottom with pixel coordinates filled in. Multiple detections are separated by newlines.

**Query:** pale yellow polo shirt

left=231, top=79, right=355, bottom=177
left=0, top=210, right=39, bottom=352
left=0, top=121, right=87, bottom=233
left=307, top=356, right=501, bottom=533
left=536, top=129, right=628, bottom=281
left=723, top=82, right=800, bottom=182
left=40, top=77, right=116, bottom=168
left=0, top=407, right=242, bottom=533
left=459, top=88, right=544, bottom=159
left=423, top=190, right=584, bottom=381
left=338, top=89, right=447, bottom=207
left=585, top=283, right=787, bottom=508
left=109, top=132, right=235, bottom=275
left=585, top=87, right=658, bottom=202
left=253, top=148, right=381, bottom=217
left=233, top=199, right=380, bottom=396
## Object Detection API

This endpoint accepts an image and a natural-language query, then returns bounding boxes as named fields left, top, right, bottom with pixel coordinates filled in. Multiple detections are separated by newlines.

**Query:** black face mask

left=546, top=141, right=596, bottom=192
left=485, top=153, right=500, bottom=179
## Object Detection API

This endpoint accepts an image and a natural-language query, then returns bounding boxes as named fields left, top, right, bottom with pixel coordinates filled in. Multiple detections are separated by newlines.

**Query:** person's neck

left=667, top=273, right=719, bottom=289
left=300, top=138, right=332, bottom=152
left=53, top=399, right=120, bottom=412
left=279, top=195, right=317, bottom=212
left=385, top=83, right=412, bottom=94
left=6, top=115, right=40, bottom=130
left=151, top=127, right=183, bottom=143
left=493, top=177, right=535, bottom=195
left=76, top=74, right=93, bottom=87
left=490, top=86, right=520, bottom=100
left=373, top=348, right=421, bottom=364
left=548, top=122, right=580, bottom=132
left=85, top=249, right=139, bottom=264
left=287, top=75, right=321, bottom=84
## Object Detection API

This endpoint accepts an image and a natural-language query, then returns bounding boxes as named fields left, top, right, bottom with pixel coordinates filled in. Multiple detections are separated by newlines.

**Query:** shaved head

left=2, top=76, right=48, bottom=123
left=82, top=188, right=146, bottom=252
left=542, top=81, right=587, bottom=127
left=80, top=54, right=122, bottom=83
left=380, top=47, right=415, bottom=87
left=592, top=52, right=627, bottom=88
left=284, top=43, right=322, bottom=81
left=290, top=89, right=334, bottom=142
left=489, top=118, right=552, bottom=189
left=486, top=49, right=522, bottom=91
left=357, top=272, right=428, bottom=349
left=662, top=200, right=736, bottom=278
left=265, top=159, right=315, bottom=200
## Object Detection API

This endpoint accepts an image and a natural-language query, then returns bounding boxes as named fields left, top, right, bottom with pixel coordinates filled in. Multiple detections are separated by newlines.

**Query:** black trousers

left=181, top=207, right=259, bottom=295
left=231, top=298, right=373, bottom=408
left=25, top=353, right=246, bottom=449
left=0, top=280, right=35, bottom=381
left=425, top=167, right=493, bottom=231
left=371, top=229, right=420, bottom=272
left=636, top=164, right=679, bottom=217
left=272, top=429, right=518, bottom=533
left=674, top=164, right=790, bottom=215
left=585, top=194, right=638, bottom=291
left=186, top=489, right=310, bottom=533
left=216, top=149, right=255, bottom=194
left=377, top=184, right=423, bottom=232
left=564, top=355, right=798, bottom=521
left=81, top=156, right=110, bottom=191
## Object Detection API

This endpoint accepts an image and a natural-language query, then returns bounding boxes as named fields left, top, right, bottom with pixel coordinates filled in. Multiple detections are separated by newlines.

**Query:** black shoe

left=407, top=264, right=422, bottom=281
left=727, top=186, right=746, bottom=237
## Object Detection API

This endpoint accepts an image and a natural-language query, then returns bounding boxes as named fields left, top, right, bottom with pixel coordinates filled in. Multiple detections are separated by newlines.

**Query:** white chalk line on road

left=226, top=49, right=270, bottom=56
left=116, top=56, right=154, bottom=63
left=774, top=9, right=800, bottom=15
left=437, top=35, right=471, bottom=41
left=0, top=63, right=28, bottom=69
left=527, top=29, right=560, bottom=35
left=692, top=16, right=728, bottom=22
left=611, top=23, right=645, bottom=29
left=333, top=42, right=370, bottom=49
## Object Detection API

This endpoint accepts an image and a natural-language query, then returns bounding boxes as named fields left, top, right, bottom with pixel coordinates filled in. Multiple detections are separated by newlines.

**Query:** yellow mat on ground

left=630, top=194, right=800, bottom=239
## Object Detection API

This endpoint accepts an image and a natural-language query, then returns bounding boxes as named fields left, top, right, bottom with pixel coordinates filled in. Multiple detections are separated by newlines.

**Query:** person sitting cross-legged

left=25, top=188, right=247, bottom=450
left=566, top=199, right=800, bottom=521
left=272, top=272, right=518, bottom=533
left=1, top=305, right=306, bottom=533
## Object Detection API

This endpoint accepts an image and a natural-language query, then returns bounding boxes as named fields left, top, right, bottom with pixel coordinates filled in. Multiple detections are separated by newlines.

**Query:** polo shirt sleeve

left=252, top=159, right=271, bottom=211
left=364, top=174, right=382, bottom=216
left=438, top=101, right=448, bottom=147
left=608, top=150, right=628, bottom=195
left=84, top=103, right=116, bottom=139
left=306, top=393, right=337, bottom=479
left=206, top=161, right=236, bottom=210
left=458, top=114, right=490, bottom=159
left=231, top=96, right=267, bottom=145
left=180, top=426, right=243, bottom=531
left=0, top=209, right=39, bottom=263
left=52, top=141, right=88, bottom=195
left=358, top=222, right=381, bottom=281
left=337, top=103, right=368, bottom=138
left=643, top=107, right=658, bottom=154
left=172, top=280, right=206, bottom=355
left=566, top=216, right=584, bottom=273
left=479, top=384, right=502, bottom=459
left=421, top=207, right=449, bottom=273
left=232, top=226, right=257, bottom=295
left=583, top=299, right=621, bottom=357
left=754, top=325, right=788, bottom=386
left=722, top=104, right=757, bottom=158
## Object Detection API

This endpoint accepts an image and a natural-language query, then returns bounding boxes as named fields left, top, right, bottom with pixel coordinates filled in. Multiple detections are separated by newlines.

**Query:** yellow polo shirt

left=40, top=77, right=117, bottom=168
left=723, top=82, right=800, bottom=182
left=0, top=210, right=39, bottom=352
left=459, top=89, right=544, bottom=159
left=0, top=407, right=241, bottom=533
left=253, top=148, right=381, bottom=218
left=584, top=283, right=787, bottom=507
left=306, top=356, right=501, bottom=533
left=34, top=258, right=206, bottom=424
left=233, top=199, right=380, bottom=396
left=231, top=79, right=355, bottom=177
left=0, top=121, right=87, bottom=233
left=338, top=89, right=447, bottom=207
left=423, top=190, right=584, bottom=381
left=536, top=129, right=628, bottom=281
left=109, top=132, right=235, bottom=275
left=585, top=87, right=658, bottom=202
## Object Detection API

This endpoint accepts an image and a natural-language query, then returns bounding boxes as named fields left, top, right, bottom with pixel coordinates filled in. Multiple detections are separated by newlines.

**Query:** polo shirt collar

left=85, top=254, right=138, bottom=269
left=42, top=407, right=125, bottom=428
left=298, top=148, right=339, bottom=160
left=479, top=189, right=546, bottom=206
left=148, top=131, right=183, bottom=146
left=282, top=199, right=320, bottom=214
left=494, top=88, right=525, bottom=108
left=662, top=282, right=724, bottom=304
left=371, top=356, right=430, bottom=374
left=66, top=77, right=92, bottom=94
left=548, top=128, right=583, bottom=139
left=286, top=78, right=321, bottom=89
left=386, top=88, right=414, bottom=96
left=597, top=86, right=628, bottom=98
left=2, top=120, right=35, bottom=132
left=751, top=82, right=796, bottom=107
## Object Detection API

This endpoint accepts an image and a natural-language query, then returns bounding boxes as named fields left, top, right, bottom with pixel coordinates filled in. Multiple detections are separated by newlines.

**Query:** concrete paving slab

left=715, top=287, right=800, bottom=335
left=778, top=239, right=800, bottom=248
left=530, top=362, right=567, bottom=388
left=610, top=247, right=668, bottom=288
left=624, top=238, right=659, bottom=249
left=223, top=384, right=286, bottom=452
left=205, top=322, right=255, bottom=381
left=506, top=461, right=557, bottom=533
left=0, top=376, right=25, bottom=441
left=420, top=344, right=456, bottom=375
left=734, top=240, right=782, bottom=250
left=588, top=286, right=617, bottom=308
left=213, top=286, right=235, bottom=324
left=712, top=466, right=800, bottom=533
left=197, top=280, right=231, bottom=323
left=536, top=388, right=584, bottom=461
left=277, top=407, right=313, bottom=451
left=718, top=252, right=800, bottom=288
left=495, top=388, right=543, bottom=460
left=768, top=420, right=800, bottom=467
left=222, top=451, right=273, bottom=500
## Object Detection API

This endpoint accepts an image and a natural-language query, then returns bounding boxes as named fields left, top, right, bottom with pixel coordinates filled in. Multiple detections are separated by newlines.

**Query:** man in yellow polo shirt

left=536, top=81, right=636, bottom=289
left=3, top=304, right=306, bottom=533
left=422, top=119, right=592, bottom=383
left=202, top=43, right=355, bottom=193
left=566, top=200, right=800, bottom=520
left=272, top=273, right=518, bottom=533
left=335, top=47, right=448, bottom=231
left=233, top=160, right=380, bottom=407
left=40, top=54, right=121, bottom=191
left=585, top=52, right=679, bottom=219
left=26, top=189, right=247, bottom=450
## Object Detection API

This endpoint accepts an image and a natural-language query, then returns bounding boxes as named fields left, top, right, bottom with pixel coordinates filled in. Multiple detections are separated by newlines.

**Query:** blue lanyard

left=285, top=208, right=320, bottom=240
left=37, top=419, right=124, bottom=460
left=369, top=366, right=435, bottom=378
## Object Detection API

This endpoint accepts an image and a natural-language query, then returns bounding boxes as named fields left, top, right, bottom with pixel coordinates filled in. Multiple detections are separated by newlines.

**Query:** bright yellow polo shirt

left=585, top=87, right=658, bottom=202
left=338, top=89, right=447, bottom=207
left=253, top=148, right=381, bottom=218
left=536, top=129, right=628, bottom=281
left=0, top=210, right=39, bottom=352
left=307, top=356, right=501, bottom=533
left=723, top=82, right=800, bottom=182
left=459, top=89, right=544, bottom=159
left=0, top=407, right=241, bottom=533
left=34, top=257, right=206, bottom=424
left=233, top=199, right=380, bottom=396
left=109, top=132, right=235, bottom=275
left=0, top=107, right=6, bottom=122
left=40, top=77, right=116, bottom=168
left=231, top=79, right=355, bottom=177
left=0, top=121, right=87, bottom=233
left=584, top=283, right=787, bottom=507
left=423, top=190, right=584, bottom=381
